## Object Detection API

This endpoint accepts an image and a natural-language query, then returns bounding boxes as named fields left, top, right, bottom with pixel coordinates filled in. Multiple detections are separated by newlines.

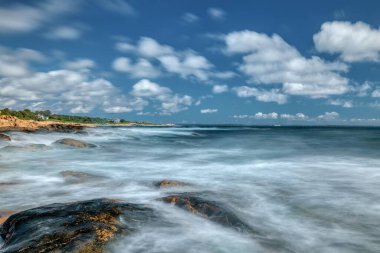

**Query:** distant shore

left=0, top=115, right=174, bottom=133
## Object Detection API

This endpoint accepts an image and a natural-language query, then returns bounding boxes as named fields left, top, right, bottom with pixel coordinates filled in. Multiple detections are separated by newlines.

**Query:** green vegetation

left=0, top=108, right=151, bottom=125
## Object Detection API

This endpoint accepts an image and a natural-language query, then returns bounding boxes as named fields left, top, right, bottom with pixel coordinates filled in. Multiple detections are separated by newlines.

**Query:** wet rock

left=54, top=138, right=96, bottom=148
left=60, top=170, right=107, bottom=184
left=0, top=134, right=11, bottom=141
left=75, top=130, right=89, bottom=135
left=0, top=144, right=50, bottom=152
left=0, top=211, right=16, bottom=226
left=160, top=193, right=253, bottom=233
left=0, top=198, right=157, bottom=253
left=41, top=124, right=85, bottom=133
left=154, top=179, right=189, bottom=188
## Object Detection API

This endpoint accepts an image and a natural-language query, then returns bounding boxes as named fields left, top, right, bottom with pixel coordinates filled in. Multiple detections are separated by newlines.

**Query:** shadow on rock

left=159, top=192, right=254, bottom=234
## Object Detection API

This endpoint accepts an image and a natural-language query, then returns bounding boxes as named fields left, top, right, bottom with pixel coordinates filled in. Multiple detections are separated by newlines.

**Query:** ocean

left=0, top=126, right=379, bottom=252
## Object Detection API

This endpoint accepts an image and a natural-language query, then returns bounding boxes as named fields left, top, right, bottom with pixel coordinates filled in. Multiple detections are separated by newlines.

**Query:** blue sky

left=0, top=0, right=380, bottom=124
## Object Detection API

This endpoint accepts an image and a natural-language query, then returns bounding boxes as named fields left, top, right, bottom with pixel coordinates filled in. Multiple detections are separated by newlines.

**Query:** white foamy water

left=1, top=126, right=380, bottom=252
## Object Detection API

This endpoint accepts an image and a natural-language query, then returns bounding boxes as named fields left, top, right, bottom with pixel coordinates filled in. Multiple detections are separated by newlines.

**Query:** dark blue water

left=0, top=126, right=379, bottom=252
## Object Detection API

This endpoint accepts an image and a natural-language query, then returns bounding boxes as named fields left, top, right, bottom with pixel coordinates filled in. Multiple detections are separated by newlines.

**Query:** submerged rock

left=60, top=170, right=107, bottom=184
left=0, top=134, right=11, bottom=141
left=54, top=138, right=96, bottom=148
left=154, top=179, right=189, bottom=188
left=160, top=193, right=253, bottom=233
left=0, top=198, right=157, bottom=253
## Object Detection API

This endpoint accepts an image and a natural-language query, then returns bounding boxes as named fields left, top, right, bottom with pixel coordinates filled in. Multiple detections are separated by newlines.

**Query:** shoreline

left=0, top=115, right=174, bottom=133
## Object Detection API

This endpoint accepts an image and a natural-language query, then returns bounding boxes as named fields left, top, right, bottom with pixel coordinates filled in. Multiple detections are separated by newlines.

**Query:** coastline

left=0, top=115, right=174, bottom=133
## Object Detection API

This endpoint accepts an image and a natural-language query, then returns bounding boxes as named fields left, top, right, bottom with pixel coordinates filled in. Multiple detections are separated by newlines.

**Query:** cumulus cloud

left=63, top=58, right=96, bottom=70
left=372, top=88, right=380, bottom=97
left=200, top=108, right=218, bottom=114
left=112, top=57, right=161, bottom=78
left=317, top=112, right=340, bottom=120
left=114, top=37, right=232, bottom=81
left=130, top=79, right=193, bottom=115
left=328, top=99, right=353, bottom=108
left=182, top=13, right=199, bottom=23
left=225, top=30, right=349, bottom=98
left=314, top=21, right=380, bottom=62
left=0, top=0, right=78, bottom=34
left=208, top=8, right=226, bottom=21
left=45, top=26, right=81, bottom=40
left=254, top=112, right=278, bottom=119
left=280, top=113, right=308, bottom=120
left=0, top=44, right=192, bottom=115
left=212, top=84, right=229, bottom=94
left=0, top=46, right=46, bottom=77
left=233, top=86, right=288, bottom=104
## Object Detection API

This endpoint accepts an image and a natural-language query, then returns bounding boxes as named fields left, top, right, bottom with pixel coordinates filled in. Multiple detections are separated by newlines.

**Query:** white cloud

left=114, top=37, right=230, bottom=81
left=201, top=108, right=218, bottom=114
left=280, top=113, right=308, bottom=120
left=328, top=99, right=353, bottom=108
left=212, top=84, right=229, bottom=94
left=182, top=13, right=199, bottom=23
left=314, top=21, right=380, bottom=62
left=45, top=26, right=81, bottom=40
left=317, top=111, right=340, bottom=120
left=208, top=8, right=226, bottom=21
left=96, top=0, right=136, bottom=16
left=233, top=86, right=288, bottom=104
left=254, top=112, right=278, bottom=119
left=0, top=46, right=46, bottom=77
left=130, top=79, right=193, bottom=115
left=372, top=88, right=380, bottom=97
left=356, top=81, right=373, bottom=97
left=225, top=30, right=349, bottom=98
left=0, top=0, right=78, bottom=34
left=112, top=57, right=161, bottom=78
left=63, top=58, right=96, bottom=70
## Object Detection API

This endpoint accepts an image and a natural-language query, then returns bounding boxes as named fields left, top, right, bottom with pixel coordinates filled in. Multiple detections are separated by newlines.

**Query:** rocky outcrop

left=160, top=192, right=254, bottom=233
left=54, top=138, right=96, bottom=148
left=0, top=115, right=89, bottom=133
left=0, top=198, right=157, bottom=253
left=0, top=134, right=10, bottom=141
left=60, top=171, right=106, bottom=184
left=154, top=179, right=189, bottom=188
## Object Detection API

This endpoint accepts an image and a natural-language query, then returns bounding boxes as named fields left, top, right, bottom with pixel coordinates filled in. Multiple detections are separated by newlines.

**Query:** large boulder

left=0, top=198, right=157, bottom=253
left=0, top=134, right=11, bottom=141
left=160, top=193, right=253, bottom=233
left=54, top=138, right=96, bottom=148
left=42, top=124, right=85, bottom=133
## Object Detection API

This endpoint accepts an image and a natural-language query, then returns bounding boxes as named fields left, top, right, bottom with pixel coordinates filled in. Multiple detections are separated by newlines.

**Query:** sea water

left=0, top=126, right=379, bottom=252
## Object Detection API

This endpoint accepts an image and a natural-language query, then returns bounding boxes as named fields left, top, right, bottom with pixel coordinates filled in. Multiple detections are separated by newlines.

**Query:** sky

left=0, top=0, right=380, bottom=124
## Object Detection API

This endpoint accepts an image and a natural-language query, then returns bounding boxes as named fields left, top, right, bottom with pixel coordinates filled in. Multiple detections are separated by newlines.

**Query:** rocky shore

left=0, top=179, right=261, bottom=253
left=0, top=115, right=89, bottom=133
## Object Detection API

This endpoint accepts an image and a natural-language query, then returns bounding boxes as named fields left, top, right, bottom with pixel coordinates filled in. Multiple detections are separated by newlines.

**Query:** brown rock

left=54, top=138, right=96, bottom=148
left=154, top=179, right=189, bottom=188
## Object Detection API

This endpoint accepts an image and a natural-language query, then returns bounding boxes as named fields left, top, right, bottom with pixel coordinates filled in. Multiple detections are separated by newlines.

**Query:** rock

left=0, top=211, right=16, bottom=226
left=0, top=133, right=11, bottom=141
left=54, top=138, right=96, bottom=148
left=60, top=170, right=106, bottom=184
left=160, top=193, right=253, bottom=233
left=75, top=130, right=89, bottom=135
left=154, top=179, right=189, bottom=188
left=0, top=198, right=157, bottom=253
left=42, top=124, right=85, bottom=133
